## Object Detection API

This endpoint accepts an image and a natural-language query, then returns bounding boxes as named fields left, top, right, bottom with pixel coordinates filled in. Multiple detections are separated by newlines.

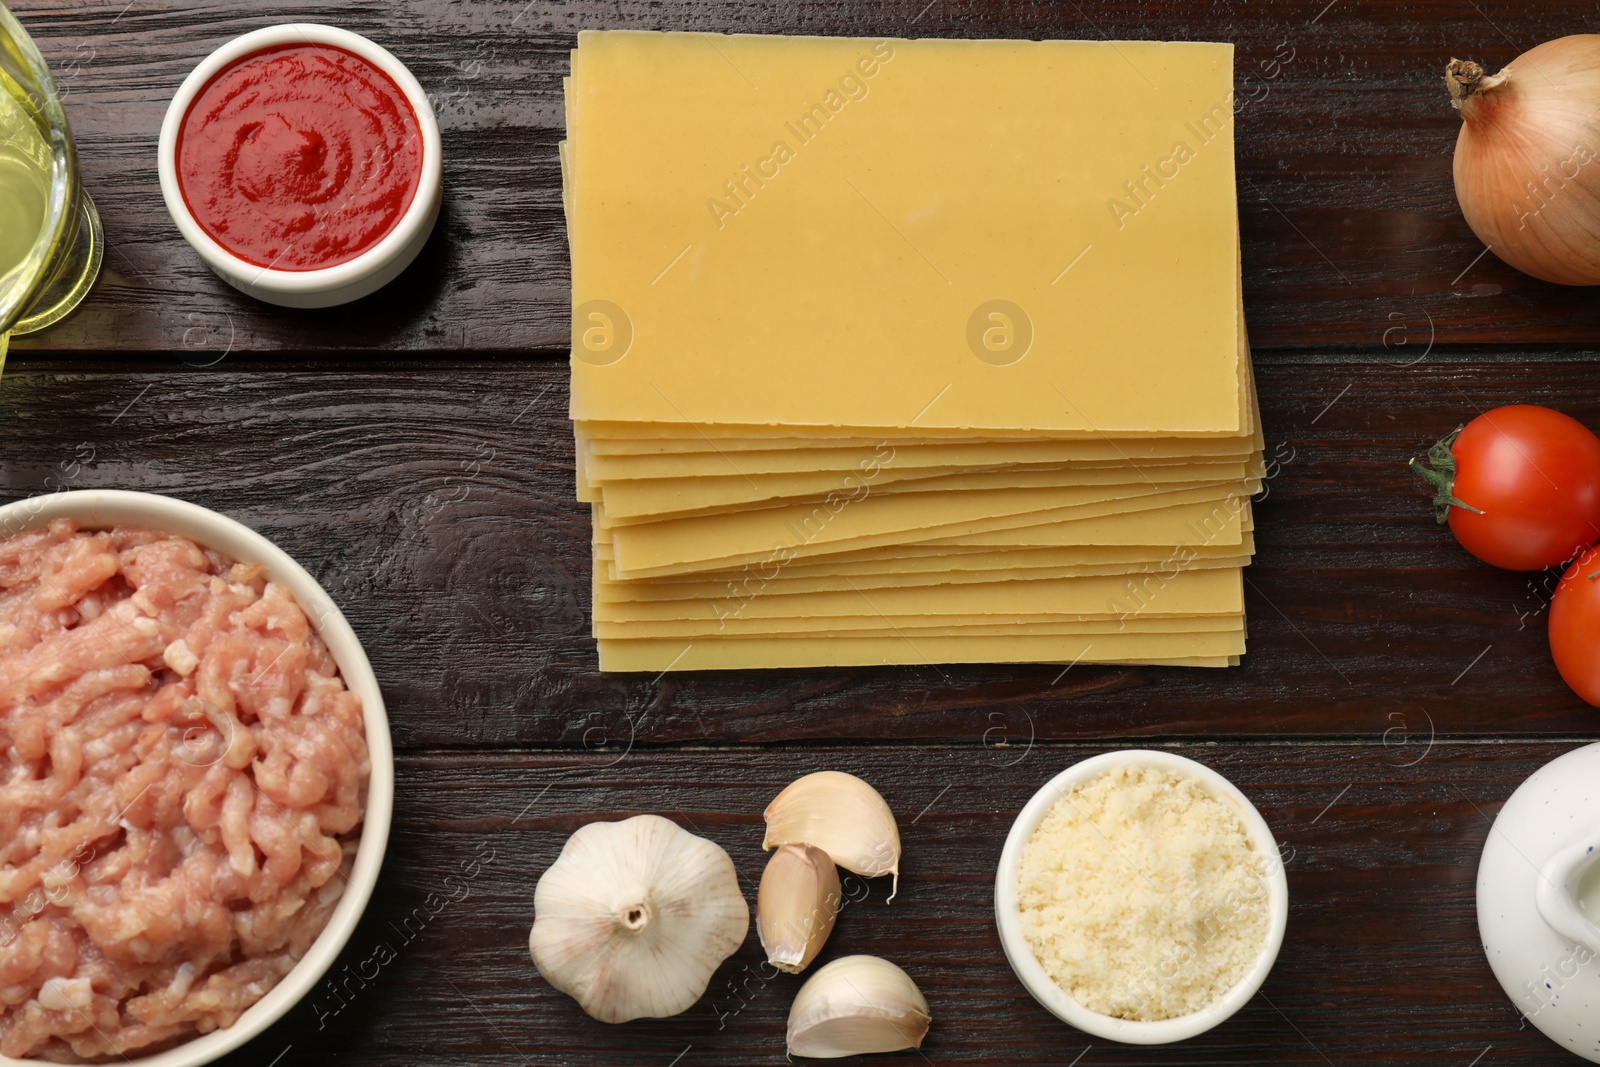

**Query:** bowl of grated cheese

left=994, top=750, right=1288, bottom=1044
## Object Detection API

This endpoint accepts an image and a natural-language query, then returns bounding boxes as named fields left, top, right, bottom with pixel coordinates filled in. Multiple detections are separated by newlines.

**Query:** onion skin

left=1447, top=35, right=1600, bottom=285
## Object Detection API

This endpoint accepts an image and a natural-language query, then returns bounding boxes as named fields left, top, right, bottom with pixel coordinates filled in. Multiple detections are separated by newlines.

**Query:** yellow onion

left=1446, top=35, right=1600, bottom=285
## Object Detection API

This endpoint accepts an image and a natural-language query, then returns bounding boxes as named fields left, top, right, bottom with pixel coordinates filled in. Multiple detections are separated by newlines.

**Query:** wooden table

left=7, top=1, right=1600, bottom=1063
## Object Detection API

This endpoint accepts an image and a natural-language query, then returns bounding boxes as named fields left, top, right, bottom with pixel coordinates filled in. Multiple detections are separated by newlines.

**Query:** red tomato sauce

left=176, top=43, right=423, bottom=271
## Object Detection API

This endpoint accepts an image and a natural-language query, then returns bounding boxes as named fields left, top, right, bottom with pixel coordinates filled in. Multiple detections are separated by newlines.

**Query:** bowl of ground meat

left=0, top=490, right=393, bottom=1065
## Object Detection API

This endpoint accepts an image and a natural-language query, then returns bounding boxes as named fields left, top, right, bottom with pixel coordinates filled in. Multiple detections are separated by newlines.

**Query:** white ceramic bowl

left=994, top=749, right=1289, bottom=1044
left=157, top=24, right=442, bottom=308
left=0, top=490, right=394, bottom=1067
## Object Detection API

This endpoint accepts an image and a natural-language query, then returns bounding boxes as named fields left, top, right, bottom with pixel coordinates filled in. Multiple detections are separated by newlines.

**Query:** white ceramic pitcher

left=1478, top=742, right=1600, bottom=1061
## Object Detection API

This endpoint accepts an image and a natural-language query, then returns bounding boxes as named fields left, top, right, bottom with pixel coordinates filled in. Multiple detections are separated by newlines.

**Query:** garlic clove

left=763, top=771, right=901, bottom=900
left=757, top=843, right=841, bottom=973
left=529, top=814, right=749, bottom=1023
left=786, top=955, right=931, bottom=1059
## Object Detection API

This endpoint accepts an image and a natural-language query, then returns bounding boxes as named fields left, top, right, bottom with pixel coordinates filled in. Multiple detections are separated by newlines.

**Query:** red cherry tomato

left=1550, top=543, right=1600, bottom=706
left=1412, top=405, right=1600, bottom=570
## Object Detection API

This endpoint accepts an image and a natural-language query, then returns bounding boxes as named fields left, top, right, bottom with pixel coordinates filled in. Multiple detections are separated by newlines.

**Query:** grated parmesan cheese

left=1016, top=763, right=1269, bottom=1021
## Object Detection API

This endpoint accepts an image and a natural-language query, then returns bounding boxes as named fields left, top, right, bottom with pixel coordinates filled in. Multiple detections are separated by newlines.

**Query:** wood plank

left=209, top=742, right=1579, bottom=1065
left=3, top=357, right=1598, bottom=746
left=8, top=0, right=1600, bottom=354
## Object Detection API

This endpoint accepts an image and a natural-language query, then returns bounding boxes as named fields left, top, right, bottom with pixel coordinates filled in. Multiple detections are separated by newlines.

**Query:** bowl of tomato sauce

left=158, top=24, right=442, bottom=308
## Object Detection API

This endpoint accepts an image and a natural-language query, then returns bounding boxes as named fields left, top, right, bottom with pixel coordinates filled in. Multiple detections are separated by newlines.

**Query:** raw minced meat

left=0, top=519, right=368, bottom=1062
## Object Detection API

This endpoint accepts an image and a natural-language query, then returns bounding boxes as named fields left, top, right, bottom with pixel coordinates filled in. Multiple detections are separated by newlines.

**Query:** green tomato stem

left=1409, top=425, right=1485, bottom=523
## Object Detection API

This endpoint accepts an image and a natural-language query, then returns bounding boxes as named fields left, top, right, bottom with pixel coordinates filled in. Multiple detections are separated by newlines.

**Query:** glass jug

left=0, top=2, right=103, bottom=364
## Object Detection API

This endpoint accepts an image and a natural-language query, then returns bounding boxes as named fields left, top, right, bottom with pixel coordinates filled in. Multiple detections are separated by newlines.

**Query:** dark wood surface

left=11, top=0, right=1600, bottom=354
left=6, top=0, right=1600, bottom=1063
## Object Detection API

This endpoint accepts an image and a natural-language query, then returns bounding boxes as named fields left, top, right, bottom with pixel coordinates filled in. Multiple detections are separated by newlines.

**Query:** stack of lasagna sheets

left=563, top=31, right=1263, bottom=672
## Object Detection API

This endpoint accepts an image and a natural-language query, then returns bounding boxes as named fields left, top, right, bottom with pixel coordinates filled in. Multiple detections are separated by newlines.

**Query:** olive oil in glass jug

left=0, top=2, right=103, bottom=366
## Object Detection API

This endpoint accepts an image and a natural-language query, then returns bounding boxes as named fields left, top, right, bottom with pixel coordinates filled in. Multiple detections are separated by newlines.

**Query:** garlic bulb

left=763, top=771, right=901, bottom=900
left=529, top=814, right=749, bottom=1023
left=786, top=955, right=931, bottom=1059
left=1446, top=36, right=1600, bottom=285
left=758, top=843, right=841, bottom=973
